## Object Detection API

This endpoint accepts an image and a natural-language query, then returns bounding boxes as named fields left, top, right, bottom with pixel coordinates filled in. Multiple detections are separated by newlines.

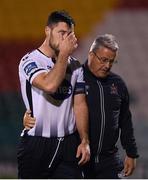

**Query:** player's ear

left=45, top=26, right=51, bottom=36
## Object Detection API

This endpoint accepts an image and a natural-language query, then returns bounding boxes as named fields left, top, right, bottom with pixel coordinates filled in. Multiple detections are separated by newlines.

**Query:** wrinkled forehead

left=95, top=46, right=117, bottom=57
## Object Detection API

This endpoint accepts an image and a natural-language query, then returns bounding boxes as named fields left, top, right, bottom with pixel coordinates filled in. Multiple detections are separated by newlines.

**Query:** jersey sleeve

left=20, top=57, right=48, bottom=84
left=74, top=67, right=86, bottom=95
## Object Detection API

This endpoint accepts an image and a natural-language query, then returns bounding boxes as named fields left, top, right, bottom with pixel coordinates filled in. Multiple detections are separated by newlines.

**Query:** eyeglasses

left=93, top=51, right=117, bottom=65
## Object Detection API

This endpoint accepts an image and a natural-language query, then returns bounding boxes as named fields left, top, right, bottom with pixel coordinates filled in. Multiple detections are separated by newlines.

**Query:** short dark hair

left=46, top=10, right=75, bottom=27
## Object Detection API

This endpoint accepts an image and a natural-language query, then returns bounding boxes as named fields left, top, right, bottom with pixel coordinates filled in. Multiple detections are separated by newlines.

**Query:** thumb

left=26, top=109, right=31, bottom=116
left=124, top=162, right=128, bottom=174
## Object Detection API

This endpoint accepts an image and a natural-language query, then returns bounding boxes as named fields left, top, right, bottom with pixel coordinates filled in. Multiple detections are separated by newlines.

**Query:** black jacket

left=83, top=62, right=139, bottom=162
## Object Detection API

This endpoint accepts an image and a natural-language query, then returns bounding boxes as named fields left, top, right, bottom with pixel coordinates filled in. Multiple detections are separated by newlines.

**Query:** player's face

left=88, top=46, right=116, bottom=78
left=47, top=22, right=74, bottom=53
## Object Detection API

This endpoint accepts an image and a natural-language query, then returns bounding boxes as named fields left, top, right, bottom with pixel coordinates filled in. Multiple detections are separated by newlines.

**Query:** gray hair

left=89, top=34, right=119, bottom=52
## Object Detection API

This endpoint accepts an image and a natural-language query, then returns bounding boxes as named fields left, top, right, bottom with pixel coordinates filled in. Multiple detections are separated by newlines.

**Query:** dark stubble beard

left=49, top=32, right=60, bottom=56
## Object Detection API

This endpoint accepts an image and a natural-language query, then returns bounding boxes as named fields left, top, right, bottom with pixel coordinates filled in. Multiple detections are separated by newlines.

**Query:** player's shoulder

left=20, top=49, right=38, bottom=63
left=19, top=49, right=47, bottom=70
left=19, top=49, right=41, bottom=76
left=69, top=56, right=82, bottom=69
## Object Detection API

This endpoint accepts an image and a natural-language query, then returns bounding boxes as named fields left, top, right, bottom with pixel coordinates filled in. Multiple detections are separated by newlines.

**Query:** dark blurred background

left=0, top=0, right=148, bottom=178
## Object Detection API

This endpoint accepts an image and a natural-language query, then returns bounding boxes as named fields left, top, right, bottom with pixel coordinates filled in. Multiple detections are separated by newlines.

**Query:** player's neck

left=39, top=40, right=56, bottom=58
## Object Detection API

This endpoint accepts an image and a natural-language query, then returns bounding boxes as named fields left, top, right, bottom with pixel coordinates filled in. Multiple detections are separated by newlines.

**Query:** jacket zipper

left=48, top=137, right=64, bottom=168
left=95, top=81, right=106, bottom=163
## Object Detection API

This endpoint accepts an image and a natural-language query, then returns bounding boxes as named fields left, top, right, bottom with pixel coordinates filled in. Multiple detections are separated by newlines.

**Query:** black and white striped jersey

left=19, top=49, right=85, bottom=138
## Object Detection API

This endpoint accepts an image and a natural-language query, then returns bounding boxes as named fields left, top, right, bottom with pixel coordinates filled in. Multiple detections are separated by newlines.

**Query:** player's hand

left=23, top=110, right=36, bottom=130
left=124, top=156, right=136, bottom=176
left=59, top=32, right=78, bottom=56
left=76, top=140, right=90, bottom=165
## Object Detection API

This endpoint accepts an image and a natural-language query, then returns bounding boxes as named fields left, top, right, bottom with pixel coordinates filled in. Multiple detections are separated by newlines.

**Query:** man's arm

left=74, top=93, right=90, bottom=165
left=119, top=82, right=139, bottom=176
left=32, top=32, right=77, bottom=93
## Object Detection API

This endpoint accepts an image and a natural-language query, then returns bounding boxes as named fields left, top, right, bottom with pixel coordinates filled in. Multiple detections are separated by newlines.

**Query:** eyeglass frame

left=92, top=51, right=117, bottom=65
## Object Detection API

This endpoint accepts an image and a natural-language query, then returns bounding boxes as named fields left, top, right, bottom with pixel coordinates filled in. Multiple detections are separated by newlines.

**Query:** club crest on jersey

left=110, top=83, right=118, bottom=95
left=24, top=62, right=38, bottom=75
left=50, top=79, right=72, bottom=100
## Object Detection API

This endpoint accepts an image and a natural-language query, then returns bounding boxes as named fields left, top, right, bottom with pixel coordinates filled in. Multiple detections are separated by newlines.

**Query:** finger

left=124, top=163, right=128, bottom=173
left=27, top=121, right=35, bottom=125
left=125, top=167, right=134, bottom=176
left=25, top=112, right=31, bottom=117
left=78, top=152, right=90, bottom=165
left=28, top=121, right=36, bottom=125
left=26, top=115, right=35, bottom=122
left=68, top=32, right=77, bottom=41
left=64, top=32, right=72, bottom=40
left=26, top=109, right=31, bottom=114
left=24, top=119, right=36, bottom=126
left=72, top=35, right=77, bottom=43
left=64, top=32, right=77, bottom=47
left=125, top=168, right=132, bottom=176
left=83, top=152, right=90, bottom=164
left=68, top=31, right=74, bottom=37
left=78, top=153, right=85, bottom=165
left=24, top=117, right=35, bottom=127
left=74, top=43, right=78, bottom=49
left=27, top=117, right=36, bottom=122
left=76, top=148, right=81, bottom=158
left=124, top=164, right=130, bottom=176
left=27, top=123, right=35, bottom=127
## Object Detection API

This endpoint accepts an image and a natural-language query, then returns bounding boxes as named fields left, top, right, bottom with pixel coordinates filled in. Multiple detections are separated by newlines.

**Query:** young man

left=18, top=11, right=90, bottom=179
